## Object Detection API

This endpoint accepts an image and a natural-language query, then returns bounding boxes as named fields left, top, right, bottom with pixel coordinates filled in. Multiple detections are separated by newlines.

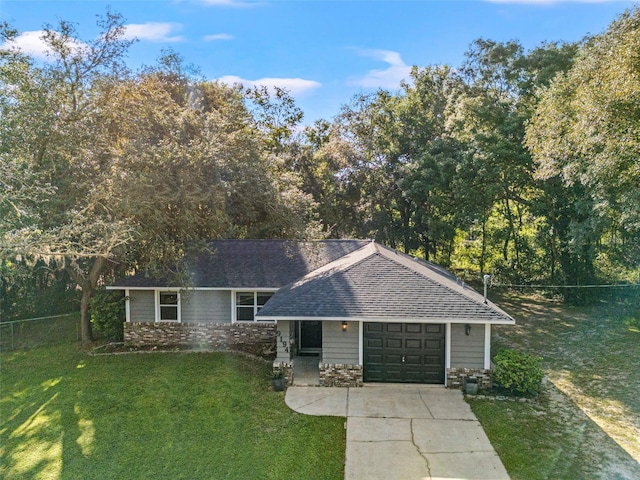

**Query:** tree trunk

left=79, top=285, right=95, bottom=343
left=66, top=256, right=108, bottom=344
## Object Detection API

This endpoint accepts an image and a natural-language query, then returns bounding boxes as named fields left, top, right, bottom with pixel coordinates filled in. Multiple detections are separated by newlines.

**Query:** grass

left=0, top=344, right=345, bottom=480
left=469, top=289, right=640, bottom=480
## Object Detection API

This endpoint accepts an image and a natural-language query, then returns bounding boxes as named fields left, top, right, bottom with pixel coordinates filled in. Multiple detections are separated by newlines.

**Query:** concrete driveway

left=285, top=384, right=510, bottom=480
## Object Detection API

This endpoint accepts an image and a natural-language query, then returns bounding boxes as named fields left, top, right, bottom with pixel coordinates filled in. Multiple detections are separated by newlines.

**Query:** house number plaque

left=276, top=331, right=289, bottom=353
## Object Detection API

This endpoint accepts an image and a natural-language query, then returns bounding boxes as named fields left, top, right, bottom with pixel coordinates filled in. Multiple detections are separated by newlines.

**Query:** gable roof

left=111, top=239, right=370, bottom=289
left=256, top=242, right=515, bottom=325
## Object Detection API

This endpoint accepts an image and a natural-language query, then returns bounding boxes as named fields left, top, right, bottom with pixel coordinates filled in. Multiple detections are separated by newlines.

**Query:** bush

left=90, top=289, right=126, bottom=341
left=493, top=349, right=544, bottom=397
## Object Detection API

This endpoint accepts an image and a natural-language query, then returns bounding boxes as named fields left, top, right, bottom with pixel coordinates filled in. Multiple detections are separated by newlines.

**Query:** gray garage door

left=363, top=323, right=445, bottom=384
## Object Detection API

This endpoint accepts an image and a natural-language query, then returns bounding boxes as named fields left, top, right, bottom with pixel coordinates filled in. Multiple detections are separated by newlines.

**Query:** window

left=157, top=291, right=180, bottom=322
left=235, top=291, right=274, bottom=322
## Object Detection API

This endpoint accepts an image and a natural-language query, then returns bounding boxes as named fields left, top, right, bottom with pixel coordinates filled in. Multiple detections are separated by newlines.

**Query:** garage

left=363, top=322, right=445, bottom=384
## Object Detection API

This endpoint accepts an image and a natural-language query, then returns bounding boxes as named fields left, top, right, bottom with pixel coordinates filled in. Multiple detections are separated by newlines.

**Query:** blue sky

left=1, top=0, right=636, bottom=123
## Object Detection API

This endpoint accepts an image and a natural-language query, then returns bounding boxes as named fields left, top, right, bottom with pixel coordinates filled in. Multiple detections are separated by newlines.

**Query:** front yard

left=0, top=345, right=345, bottom=480
left=3, top=290, right=639, bottom=479
left=470, top=290, right=640, bottom=479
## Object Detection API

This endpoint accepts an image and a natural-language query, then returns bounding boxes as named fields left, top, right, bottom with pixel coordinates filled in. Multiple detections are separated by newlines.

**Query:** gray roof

left=112, top=239, right=370, bottom=288
left=256, top=243, right=515, bottom=324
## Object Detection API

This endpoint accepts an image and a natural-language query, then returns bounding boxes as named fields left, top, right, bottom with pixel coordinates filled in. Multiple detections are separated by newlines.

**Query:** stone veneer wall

left=272, top=362, right=294, bottom=387
left=447, top=367, right=493, bottom=390
left=319, top=363, right=363, bottom=387
left=124, top=322, right=276, bottom=352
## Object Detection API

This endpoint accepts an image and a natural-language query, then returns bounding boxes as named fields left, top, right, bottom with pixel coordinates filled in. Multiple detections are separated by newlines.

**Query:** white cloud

left=0, top=30, right=86, bottom=60
left=123, top=23, right=184, bottom=42
left=203, top=33, right=234, bottom=41
left=350, top=49, right=412, bottom=89
left=216, top=75, right=321, bottom=96
left=1, top=30, right=52, bottom=59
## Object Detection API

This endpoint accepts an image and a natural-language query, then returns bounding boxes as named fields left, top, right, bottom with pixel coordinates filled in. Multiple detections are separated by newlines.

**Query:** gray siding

left=129, top=290, right=155, bottom=323
left=322, top=321, right=359, bottom=364
left=450, top=323, right=485, bottom=368
left=275, top=320, right=292, bottom=362
left=181, top=290, right=231, bottom=324
left=128, top=290, right=232, bottom=323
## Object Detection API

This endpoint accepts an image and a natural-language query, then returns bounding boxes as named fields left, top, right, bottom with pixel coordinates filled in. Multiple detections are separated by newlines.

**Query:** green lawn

left=0, top=345, right=345, bottom=480
left=469, top=290, right=640, bottom=480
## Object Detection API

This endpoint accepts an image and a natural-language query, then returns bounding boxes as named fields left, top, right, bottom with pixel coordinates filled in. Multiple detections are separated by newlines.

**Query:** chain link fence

left=0, top=313, right=80, bottom=351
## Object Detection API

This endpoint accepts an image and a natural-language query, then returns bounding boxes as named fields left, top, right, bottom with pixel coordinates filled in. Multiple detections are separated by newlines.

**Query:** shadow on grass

left=1, top=344, right=345, bottom=480
left=470, top=382, right=640, bottom=480
left=489, top=290, right=640, bottom=471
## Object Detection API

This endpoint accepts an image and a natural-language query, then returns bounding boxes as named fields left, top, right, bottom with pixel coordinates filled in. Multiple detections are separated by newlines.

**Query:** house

left=108, top=239, right=515, bottom=388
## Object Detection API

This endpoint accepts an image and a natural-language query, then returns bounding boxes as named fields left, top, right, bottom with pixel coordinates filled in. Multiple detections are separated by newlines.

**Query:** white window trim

left=231, top=290, right=276, bottom=323
left=155, top=290, right=181, bottom=323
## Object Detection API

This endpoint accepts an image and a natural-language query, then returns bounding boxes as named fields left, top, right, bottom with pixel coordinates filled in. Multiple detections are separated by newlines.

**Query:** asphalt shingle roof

left=112, top=239, right=370, bottom=288
left=113, top=239, right=514, bottom=324
left=257, top=243, right=514, bottom=324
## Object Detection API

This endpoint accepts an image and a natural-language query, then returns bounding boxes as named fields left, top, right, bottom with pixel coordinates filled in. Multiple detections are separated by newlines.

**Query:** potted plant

left=272, top=370, right=286, bottom=391
left=464, top=377, right=479, bottom=395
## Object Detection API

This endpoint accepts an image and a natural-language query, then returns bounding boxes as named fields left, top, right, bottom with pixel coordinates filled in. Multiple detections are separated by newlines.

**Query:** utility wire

left=492, top=283, right=640, bottom=289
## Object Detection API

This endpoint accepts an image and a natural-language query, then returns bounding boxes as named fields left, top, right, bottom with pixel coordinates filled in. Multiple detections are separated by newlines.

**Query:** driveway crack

left=417, top=389, right=435, bottom=418
left=293, top=392, right=341, bottom=411
left=411, top=418, right=433, bottom=479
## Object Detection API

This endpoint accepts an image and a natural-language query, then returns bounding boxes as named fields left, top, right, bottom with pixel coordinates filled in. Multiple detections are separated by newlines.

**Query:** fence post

left=11, top=322, right=14, bottom=351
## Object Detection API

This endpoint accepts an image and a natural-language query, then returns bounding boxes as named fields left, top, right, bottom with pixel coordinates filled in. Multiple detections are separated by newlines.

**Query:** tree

left=451, top=39, right=538, bottom=277
left=321, top=66, right=464, bottom=259
left=447, top=38, right=580, bottom=284
left=245, top=85, right=304, bottom=154
left=1, top=14, right=317, bottom=342
left=528, top=7, right=640, bottom=225
left=1, top=12, right=136, bottom=341
left=397, top=66, right=464, bottom=262
left=527, top=7, right=640, bottom=289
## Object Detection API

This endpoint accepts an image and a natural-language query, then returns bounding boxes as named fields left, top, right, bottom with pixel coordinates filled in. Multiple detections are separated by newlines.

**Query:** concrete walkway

left=285, top=384, right=510, bottom=480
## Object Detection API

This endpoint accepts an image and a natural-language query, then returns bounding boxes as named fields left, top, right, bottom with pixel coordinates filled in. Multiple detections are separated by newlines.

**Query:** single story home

left=108, top=239, right=515, bottom=388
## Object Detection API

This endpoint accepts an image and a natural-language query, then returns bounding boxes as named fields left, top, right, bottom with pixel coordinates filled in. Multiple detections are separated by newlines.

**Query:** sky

left=1, top=0, right=637, bottom=123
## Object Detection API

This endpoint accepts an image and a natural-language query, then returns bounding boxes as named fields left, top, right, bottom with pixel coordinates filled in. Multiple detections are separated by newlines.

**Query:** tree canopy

left=2, top=6, right=640, bottom=330
left=0, top=12, right=317, bottom=339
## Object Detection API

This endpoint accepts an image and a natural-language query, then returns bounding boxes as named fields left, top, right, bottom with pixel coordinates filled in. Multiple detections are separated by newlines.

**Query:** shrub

left=493, top=348, right=544, bottom=397
left=90, top=288, right=126, bottom=341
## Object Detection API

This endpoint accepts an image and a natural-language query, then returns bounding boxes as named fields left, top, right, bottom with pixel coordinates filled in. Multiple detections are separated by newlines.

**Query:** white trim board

left=107, top=286, right=279, bottom=291
left=256, top=315, right=513, bottom=325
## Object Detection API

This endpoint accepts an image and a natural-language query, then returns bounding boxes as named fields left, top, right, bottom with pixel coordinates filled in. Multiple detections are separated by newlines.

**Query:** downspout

left=125, top=289, right=131, bottom=322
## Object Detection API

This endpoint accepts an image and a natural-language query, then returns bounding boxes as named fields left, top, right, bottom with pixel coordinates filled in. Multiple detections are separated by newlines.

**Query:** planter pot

left=272, top=377, right=286, bottom=392
left=464, top=377, right=479, bottom=395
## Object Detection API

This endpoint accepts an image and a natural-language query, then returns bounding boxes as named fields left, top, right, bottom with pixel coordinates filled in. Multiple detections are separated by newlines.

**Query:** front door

left=300, top=321, right=322, bottom=353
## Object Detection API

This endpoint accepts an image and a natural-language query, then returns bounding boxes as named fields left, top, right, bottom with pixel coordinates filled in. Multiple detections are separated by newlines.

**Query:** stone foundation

left=319, top=363, right=363, bottom=387
left=124, top=322, right=276, bottom=353
left=272, top=362, right=294, bottom=386
left=447, top=367, right=493, bottom=390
